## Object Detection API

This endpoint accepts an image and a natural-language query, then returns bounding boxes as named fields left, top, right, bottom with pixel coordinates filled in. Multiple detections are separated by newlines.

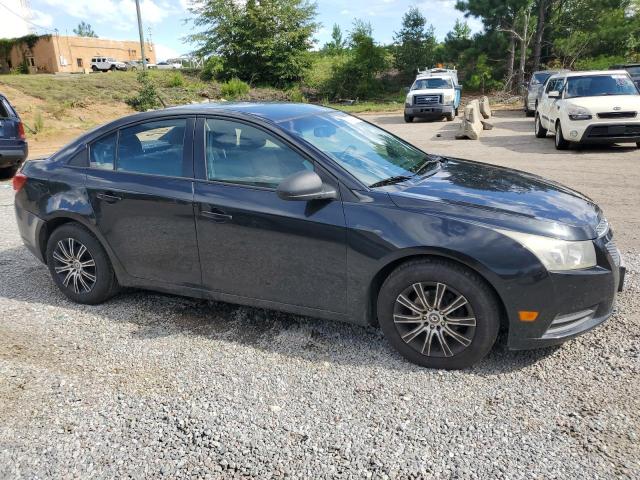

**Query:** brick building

left=1, top=34, right=156, bottom=74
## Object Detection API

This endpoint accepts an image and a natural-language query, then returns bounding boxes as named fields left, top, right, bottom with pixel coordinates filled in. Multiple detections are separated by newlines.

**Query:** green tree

left=393, top=7, right=436, bottom=77
left=73, top=21, right=98, bottom=38
left=323, top=23, right=346, bottom=55
left=188, top=0, right=318, bottom=86
left=328, top=20, right=390, bottom=99
left=442, top=19, right=473, bottom=66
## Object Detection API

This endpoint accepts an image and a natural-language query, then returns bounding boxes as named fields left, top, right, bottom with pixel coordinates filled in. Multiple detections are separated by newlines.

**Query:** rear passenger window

left=116, top=119, right=186, bottom=177
left=90, top=133, right=116, bottom=170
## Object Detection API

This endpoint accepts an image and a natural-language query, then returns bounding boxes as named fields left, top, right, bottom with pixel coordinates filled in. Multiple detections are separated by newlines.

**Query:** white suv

left=91, top=57, right=127, bottom=72
left=535, top=70, right=640, bottom=149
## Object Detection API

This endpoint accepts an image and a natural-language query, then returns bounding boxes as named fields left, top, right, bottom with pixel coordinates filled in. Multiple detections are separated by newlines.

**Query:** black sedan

left=13, top=103, right=624, bottom=369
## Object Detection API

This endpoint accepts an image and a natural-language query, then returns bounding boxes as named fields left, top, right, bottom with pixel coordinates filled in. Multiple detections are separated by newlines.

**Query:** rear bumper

left=0, top=144, right=28, bottom=168
left=508, top=239, right=623, bottom=350
left=14, top=203, right=46, bottom=263
left=405, top=104, right=454, bottom=118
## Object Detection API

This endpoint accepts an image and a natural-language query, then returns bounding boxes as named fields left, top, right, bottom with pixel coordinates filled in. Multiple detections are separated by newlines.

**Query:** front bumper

left=405, top=104, right=454, bottom=118
left=508, top=235, right=624, bottom=350
left=578, top=123, right=640, bottom=144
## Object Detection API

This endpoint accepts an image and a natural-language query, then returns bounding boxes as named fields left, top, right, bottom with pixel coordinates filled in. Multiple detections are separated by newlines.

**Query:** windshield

left=412, top=78, right=452, bottom=90
left=532, top=72, right=552, bottom=85
left=277, top=111, right=428, bottom=186
left=565, top=74, right=638, bottom=98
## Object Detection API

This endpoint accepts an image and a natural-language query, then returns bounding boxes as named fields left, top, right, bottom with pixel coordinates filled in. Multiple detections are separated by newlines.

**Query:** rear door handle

left=201, top=208, right=233, bottom=223
left=96, top=192, right=122, bottom=203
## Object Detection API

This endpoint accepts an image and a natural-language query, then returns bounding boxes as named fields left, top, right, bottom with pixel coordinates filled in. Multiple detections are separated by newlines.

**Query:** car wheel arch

left=366, top=249, right=508, bottom=331
left=39, top=214, right=122, bottom=278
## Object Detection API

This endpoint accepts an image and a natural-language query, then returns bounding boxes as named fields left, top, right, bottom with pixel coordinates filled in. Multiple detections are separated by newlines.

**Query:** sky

left=3, top=0, right=484, bottom=62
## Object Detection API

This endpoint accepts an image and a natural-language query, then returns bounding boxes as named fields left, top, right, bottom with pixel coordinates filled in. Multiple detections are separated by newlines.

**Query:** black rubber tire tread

left=377, top=258, right=500, bottom=370
left=534, top=114, right=547, bottom=138
left=555, top=122, right=569, bottom=150
left=45, top=222, right=119, bottom=305
left=404, top=114, right=414, bottom=123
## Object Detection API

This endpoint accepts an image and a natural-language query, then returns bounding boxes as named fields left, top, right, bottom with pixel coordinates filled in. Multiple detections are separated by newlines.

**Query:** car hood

left=410, top=88, right=452, bottom=96
left=565, top=95, right=640, bottom=112
left=388, top=159, right=602, bottom=241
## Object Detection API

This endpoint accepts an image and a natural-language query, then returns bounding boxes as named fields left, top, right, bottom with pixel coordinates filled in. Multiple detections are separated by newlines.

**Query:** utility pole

left=135, top=0, right=146, bottom=70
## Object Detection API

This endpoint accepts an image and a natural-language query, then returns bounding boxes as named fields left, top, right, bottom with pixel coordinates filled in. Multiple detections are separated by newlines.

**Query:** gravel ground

left=1, top=112, right=640, bottom=479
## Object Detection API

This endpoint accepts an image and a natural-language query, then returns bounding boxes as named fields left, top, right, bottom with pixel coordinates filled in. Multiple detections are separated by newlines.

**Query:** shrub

left=165, top=72, right=185, bottom=88
left=287, top=86, right=306, bottom=103
left=126, top=72, right=161, bottom=111
left=220, top=78, right=250, bottom=99
left=33, top=111, right=44, bottom=133
left=200, top=56, right=224, bottom=81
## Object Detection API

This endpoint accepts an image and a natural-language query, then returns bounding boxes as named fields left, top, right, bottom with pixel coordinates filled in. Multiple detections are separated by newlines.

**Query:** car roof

left=163, top=102, right=335, bottom=122
left=551, top=70, right=630, bottom=78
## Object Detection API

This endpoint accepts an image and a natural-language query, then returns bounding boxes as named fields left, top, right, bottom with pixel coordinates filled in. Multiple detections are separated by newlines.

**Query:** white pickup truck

left=404, top=68, right=462, bottom=123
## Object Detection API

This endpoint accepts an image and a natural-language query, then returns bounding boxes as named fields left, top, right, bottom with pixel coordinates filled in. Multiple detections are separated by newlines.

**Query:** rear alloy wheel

left=46, top=223, right=119, bottom=304
left=555, top=122, right=569, bottom=150
left=378, top=260, right=500, bottom=369
left=534, top=114, right=547, bottom=138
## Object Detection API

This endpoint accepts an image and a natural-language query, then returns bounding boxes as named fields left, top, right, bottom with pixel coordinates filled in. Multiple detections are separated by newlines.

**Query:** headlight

left=567, top=106, right=592, bottom=121
left=405, top=95, right=412, bottom=107
left=497, top=229, right=597, bottom=271
left=443, top=93, right=454, bottom=103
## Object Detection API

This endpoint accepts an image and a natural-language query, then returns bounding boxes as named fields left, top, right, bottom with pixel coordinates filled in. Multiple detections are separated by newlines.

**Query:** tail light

left=17, top=121, right=26, bottom=140
left=12, top=172, right=27, bottom=192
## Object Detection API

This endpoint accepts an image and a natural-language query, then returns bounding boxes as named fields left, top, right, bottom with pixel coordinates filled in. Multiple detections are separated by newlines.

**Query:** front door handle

left=96, top=192, right=122, bottom=203
left=201, top=208, right=233, bottom=223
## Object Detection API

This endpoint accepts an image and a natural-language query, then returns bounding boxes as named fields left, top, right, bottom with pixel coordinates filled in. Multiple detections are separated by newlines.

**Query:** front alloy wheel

left=393, top=282, right=475, bottom=357
left=378, top=259, right=500, bottom=369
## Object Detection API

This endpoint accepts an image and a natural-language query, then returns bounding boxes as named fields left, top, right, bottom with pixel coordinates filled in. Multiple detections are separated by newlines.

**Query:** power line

left=0, top=1, right=55, bottom=34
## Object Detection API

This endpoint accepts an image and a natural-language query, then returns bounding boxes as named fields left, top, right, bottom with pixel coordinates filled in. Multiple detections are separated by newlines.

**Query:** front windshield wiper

left=369, top=175, right=414, bottom=188
left=412, top=155, right=443, bottom=175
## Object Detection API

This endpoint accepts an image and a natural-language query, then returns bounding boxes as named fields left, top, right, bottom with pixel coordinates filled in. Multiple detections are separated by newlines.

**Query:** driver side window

left=205, top=119, right=313, bottom=188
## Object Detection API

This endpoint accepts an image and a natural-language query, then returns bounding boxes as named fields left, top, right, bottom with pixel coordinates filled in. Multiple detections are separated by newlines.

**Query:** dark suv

left=13, top=103, right=625, bottom=369
left=610, top=63, right=640, bottom=90
left=0, top=93, right=28, bottom=176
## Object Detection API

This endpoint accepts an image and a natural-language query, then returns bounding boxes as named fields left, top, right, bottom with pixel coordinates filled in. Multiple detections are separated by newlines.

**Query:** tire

left=555, top=122, right=569, bottom=150
left=534, top=114, right=547, bottom=138
left=91, top=65, right=98, bottom=72
left=455, top=107, right=459, bottom=117
left=445, top=112, right=455, bottom=122
left=46, top=223, right=119, bottom=305
left=377, top=259, right=500, bottom=370
left=636, top=142, right=640, bottom=148
left=110, top=65, right=116, bottom=71
left=0, top=165, right=19, bottom=179
left=404, top=114, right=414, bottom=123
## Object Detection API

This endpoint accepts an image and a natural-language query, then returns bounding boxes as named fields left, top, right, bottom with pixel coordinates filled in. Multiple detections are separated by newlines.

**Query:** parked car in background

left=524, top=70, right=568, bottom=116
left=535, top=70, right=640, bottom=149
left=0, top=93, right=28, bottom=177
left=156, top=61, right=182, bottom=70
left=610, top=63, right=640, bottom=90
left=404, top=68, right=462, bottom=123
left=124, top=59, right=157, bottom=71
left=13, top=103, right=624, bottom=369
left=91, top=57, right=127, bottom=72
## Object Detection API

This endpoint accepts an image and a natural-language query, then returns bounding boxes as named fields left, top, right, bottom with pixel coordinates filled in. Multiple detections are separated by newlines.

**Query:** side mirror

left=276, top=170, right=337, bottom=202
left=548, top=90, right=561, bottom=99
left=404, top=86, right=410, bottom=93
left=455, top=85, right=462, bottom=91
